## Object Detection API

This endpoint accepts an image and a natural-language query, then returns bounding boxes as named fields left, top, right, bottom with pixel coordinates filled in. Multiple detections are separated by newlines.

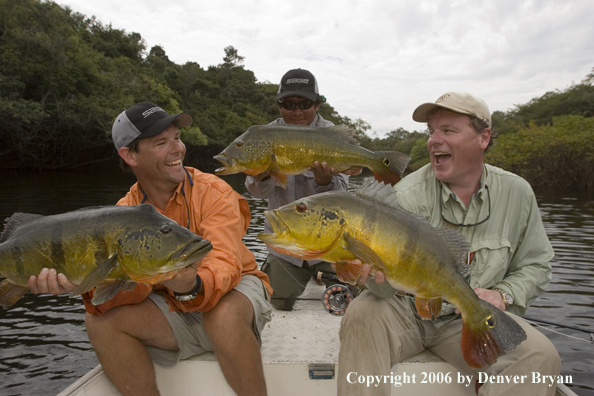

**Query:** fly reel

left=322, top=284, right=354, bottom=316
left=315, top=269, right=354, bottom=316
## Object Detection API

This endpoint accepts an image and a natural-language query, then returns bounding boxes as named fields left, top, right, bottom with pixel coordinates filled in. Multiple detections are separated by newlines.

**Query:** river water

left=0, top=169, right=592, bottom=396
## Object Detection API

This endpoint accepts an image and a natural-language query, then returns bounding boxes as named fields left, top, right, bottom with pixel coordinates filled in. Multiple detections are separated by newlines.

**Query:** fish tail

left=371, top=151, right=411, bottom=186
left=461, top=301, right=527, bottom=368
left=0, top=279, right=29, bottom=308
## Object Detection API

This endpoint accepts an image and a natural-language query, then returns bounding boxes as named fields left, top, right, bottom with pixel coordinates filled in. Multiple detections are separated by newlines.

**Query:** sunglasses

left=440, top=184, right=491, bottom=227
left=278, top=99, right=315, bottom=111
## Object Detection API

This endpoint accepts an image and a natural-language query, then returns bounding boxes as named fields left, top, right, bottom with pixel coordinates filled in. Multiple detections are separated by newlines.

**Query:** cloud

left=58, top=0, right=594, bottom=135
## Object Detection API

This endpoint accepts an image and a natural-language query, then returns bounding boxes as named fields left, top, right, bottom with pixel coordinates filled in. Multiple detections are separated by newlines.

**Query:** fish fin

left=414, top=297, right=443, bottom=320
left=269, top=171, right=288, bottom=188
left=343, top=233, right=388, bottom=271
left=0, top=279, right=29, bottom=308
left=91, top=279, right=126, bottom=305
left=435, top=228, right=471, bottom=277
left=122, top=281, right=137, bottom=292
left=1, top=213, right=45, bottom=242
left=326, top=125, right=359, bottom=145
left=71, top=255, right=119, bottom=296
left=334, top=260, right=364, bottom=285
left=371, top=151, right=411, bottom=186
left=461, top=301, right=527, bottom=368
left=341, top=166, right=364, bottom=175
left=355, top=180, right=401, bottom=209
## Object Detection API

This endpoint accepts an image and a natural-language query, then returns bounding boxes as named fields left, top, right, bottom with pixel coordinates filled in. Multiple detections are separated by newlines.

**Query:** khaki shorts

left=146, top=275, right=272, bottom=368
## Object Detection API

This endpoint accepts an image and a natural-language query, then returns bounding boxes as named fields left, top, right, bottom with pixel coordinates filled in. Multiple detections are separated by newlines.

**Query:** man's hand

left=331, top=261, right=386, bottom=287
left=455, top=287, right=506, bottom=314
left=162, top=261, right=202, bottom=294
left=308, top=161, right=338, bottom=186
left=28, top=268, right=78, bottom=295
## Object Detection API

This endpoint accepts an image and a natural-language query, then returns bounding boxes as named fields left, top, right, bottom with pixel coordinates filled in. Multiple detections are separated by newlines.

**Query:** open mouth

left=433, top=152, right=451, bottom=165
left=213, top=154, right=239, bottom=175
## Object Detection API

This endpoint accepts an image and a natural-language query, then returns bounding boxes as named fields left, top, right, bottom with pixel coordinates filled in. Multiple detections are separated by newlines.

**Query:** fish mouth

left=213, top=154, right=241, bottom=175
left=258, top=211, right=292, bottom=246
left=170, top=239, right=213, bottom=269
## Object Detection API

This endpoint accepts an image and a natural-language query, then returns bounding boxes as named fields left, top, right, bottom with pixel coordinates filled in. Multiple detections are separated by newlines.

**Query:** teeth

left=167, top=159, right=182, bottom=166
left=434, top=152, right=449, bottom=156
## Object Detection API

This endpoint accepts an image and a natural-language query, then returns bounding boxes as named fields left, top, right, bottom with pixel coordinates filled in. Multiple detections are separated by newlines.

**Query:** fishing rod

left=522, top=316, right=594, bottom=343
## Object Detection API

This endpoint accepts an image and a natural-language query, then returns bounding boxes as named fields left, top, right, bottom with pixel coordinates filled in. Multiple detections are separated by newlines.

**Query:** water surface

left=0, top=170, right=592, bottom=395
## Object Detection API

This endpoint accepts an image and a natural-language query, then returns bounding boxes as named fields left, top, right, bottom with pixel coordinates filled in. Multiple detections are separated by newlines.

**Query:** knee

left=203, top=291, right=254, bottom=337
left=510, top=324, right=561, bottom=374
left=340, top=294, right=394, bottom=338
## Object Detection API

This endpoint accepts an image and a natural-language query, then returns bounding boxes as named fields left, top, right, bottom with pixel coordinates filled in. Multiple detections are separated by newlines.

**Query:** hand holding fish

left=332, top=261, right=386, bottom=287
left=455, top=288, right=506, bottom=314
left=162, top=261, right=203, bottom=295
left=307, top=161, right=339, bottom=186
left=28, top=268, right=77, bottom=295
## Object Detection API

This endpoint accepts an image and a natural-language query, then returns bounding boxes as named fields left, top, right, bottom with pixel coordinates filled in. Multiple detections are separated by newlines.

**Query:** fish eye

left=296, top=203, right=307, bottom=213
left=235, top=140, right=243, bottom=147
left=485, top=315, right=495, bottom=328
left=160, top=225, right=172, bottom=234
left=384, top=158, right=390, bottom=166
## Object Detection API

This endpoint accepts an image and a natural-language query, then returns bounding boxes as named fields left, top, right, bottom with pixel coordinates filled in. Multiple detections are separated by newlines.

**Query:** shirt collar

left=138, top=167, right=192, bottom=206
left=438, top=165, right=489, bottom=203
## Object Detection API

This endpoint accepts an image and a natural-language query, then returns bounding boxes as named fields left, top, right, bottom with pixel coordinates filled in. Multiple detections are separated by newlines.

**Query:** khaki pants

left=338, top=290, right=561, bottom=396
left=261, top=254, right=359, bottom=311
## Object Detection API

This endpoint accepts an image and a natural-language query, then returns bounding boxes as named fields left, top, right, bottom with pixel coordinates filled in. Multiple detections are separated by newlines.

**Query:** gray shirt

left=245, top=114, right=349, bottom=267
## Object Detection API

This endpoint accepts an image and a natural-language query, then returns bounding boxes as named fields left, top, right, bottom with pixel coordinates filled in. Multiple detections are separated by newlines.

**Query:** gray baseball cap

left=112, top=102, right=193, bottom=150
left=276, top=68, right=320, bottom=102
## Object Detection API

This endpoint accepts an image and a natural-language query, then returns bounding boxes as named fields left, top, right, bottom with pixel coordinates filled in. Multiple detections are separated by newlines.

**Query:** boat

left=57, top=280, right=578, bottom=396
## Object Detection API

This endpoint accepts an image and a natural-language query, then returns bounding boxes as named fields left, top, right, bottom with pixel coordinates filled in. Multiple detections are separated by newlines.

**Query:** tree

left=222, top=45, right=244, bottom=67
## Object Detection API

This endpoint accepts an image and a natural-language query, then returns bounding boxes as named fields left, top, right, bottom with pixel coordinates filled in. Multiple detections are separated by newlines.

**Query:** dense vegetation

left=1, top=0, right=593, bottom=189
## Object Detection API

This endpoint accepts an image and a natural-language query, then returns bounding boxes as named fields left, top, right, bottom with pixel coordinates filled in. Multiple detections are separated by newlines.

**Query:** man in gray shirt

left=245, top=68, right=356, bottom=310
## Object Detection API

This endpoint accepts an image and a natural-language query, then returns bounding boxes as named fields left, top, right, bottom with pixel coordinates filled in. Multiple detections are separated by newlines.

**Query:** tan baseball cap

left=412, top=92, right=491, bottom=127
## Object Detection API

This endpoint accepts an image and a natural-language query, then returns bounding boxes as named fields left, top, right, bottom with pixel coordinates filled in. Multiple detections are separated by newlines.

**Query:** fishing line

left=272, top=255, right=309, bottom=289
left=522, top=318, right=594, bottom=344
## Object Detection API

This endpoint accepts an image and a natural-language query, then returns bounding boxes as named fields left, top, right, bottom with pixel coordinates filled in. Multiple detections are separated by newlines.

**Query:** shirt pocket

left=468, top=239, right=513, bottom=289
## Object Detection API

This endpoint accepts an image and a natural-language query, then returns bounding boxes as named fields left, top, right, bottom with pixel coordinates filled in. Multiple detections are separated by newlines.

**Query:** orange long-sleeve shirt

left=82, top=167, right=271, bottom=315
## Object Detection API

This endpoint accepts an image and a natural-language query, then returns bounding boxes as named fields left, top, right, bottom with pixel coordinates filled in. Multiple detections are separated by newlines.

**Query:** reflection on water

left=0, top=170, right=593, bottom=395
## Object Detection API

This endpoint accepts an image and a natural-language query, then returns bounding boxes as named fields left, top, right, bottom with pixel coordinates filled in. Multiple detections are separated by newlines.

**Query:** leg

left=338, top=291, right=426, bottom=396
left=203, top=288, right=269, bottom=396
left=430, top=314, right=561, bottom=396
left=261, top=254, right=310, bottom=310
left=85, top=298, right=177, bottom=396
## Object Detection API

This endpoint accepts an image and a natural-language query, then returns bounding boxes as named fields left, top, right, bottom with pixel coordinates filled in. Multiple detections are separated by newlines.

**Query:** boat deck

left=57, top=281, right=576, bottom=396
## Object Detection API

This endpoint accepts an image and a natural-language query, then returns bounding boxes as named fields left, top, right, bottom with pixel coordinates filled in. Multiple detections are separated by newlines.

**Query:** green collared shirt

left=367, top=163, right=553, bottom=327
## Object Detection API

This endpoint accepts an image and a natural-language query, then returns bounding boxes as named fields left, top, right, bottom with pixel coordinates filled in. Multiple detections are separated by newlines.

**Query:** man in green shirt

left=337, top=92, right=560, bottom=395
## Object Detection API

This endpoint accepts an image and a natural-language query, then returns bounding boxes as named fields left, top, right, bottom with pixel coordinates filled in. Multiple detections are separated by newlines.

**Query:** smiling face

left=279, top=95, right=321, bottom=125
left=427, top=109, right=491, bottom=190
left=120, top=125, right=186, bottom=190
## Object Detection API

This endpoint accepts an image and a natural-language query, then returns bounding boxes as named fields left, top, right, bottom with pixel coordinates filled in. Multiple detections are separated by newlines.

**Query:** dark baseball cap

left=112, top=102, right=193, bottom=150
left=276, top=69, right=320, bottom=102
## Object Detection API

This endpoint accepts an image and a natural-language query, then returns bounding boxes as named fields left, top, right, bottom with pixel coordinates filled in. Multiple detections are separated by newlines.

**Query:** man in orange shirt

left=29, top=102, right=273, bottom=396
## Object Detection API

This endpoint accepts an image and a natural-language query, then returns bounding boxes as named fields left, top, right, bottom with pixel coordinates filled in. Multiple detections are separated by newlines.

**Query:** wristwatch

left=494, top=288, right=514, bottom=307
left=173, top=275, right=202, bottom=301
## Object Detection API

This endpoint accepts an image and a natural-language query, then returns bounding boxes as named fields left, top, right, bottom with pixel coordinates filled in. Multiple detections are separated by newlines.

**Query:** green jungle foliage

left=1, top=0, right=592, bottom=191
left=486, top=115, right=594, bottom=191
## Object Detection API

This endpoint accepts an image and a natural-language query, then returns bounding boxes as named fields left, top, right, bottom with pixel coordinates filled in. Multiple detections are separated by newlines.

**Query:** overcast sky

left=57, top=0, right=594, bottom=137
